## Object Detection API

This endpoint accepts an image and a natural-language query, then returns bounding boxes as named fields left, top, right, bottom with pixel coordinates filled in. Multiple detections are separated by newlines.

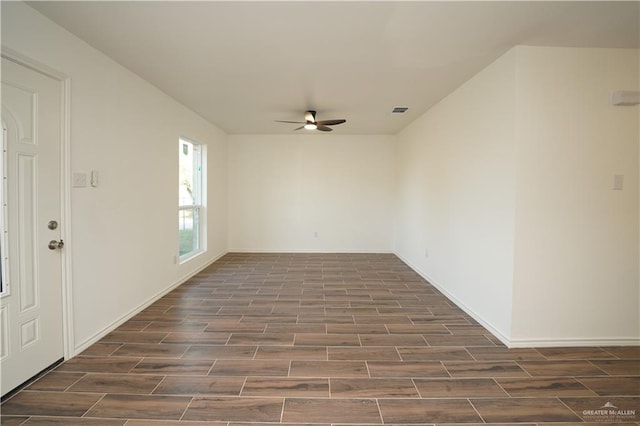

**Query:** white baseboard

left=72, top=249, right=639, bottom=354
left=72, top=251, right=227, bottom=356
left=508, top=338, right=640, bottom=348
left=227, top=248, right=394, bottom=254
left=394, top=252, right=640, bottom=348
left=393, top=252, right=512, bottom=347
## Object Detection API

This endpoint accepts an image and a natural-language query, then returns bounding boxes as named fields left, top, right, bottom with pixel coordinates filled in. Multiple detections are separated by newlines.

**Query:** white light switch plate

left=90, top=170, right=99, bottom=187
left=613, top=174, right=624, bottom=190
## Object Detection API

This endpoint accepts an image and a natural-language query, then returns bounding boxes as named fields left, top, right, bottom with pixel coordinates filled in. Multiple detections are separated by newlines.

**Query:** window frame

left=178, top=137, right=205, bottom=263
left=0, top=125, right=9, bottom=296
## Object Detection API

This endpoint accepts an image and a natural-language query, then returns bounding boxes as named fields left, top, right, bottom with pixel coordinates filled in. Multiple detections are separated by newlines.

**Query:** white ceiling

left=28, top=1, right=639, bottom=135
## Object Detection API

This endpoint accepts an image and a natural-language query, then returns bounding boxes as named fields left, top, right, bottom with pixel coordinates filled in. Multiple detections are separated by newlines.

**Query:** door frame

left=1, top=47, right=75, bottom=360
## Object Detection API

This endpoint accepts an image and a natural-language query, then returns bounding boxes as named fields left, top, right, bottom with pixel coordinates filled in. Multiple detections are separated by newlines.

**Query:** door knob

left=48, top=239, right=64, bottom=250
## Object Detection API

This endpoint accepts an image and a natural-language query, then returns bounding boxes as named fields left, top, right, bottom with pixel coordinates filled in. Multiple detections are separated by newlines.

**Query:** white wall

left=511, top=47, right=639, bottom=345
left=2, top=2, right=228, bottom=352
left=395, top=46, right=639, bottom=346
left=4, top=2, right=637, bottom=350
left=394, top=50, right=518, bottom=341
left=228, top=135, right=394, bottom=252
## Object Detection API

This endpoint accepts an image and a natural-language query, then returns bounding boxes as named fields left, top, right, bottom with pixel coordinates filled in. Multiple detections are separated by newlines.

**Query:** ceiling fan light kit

left=276, top=110, right=346, bottom=132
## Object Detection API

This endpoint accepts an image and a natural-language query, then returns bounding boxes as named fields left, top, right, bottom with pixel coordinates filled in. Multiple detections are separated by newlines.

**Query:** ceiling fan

left=275, top=110, right=346, bottom=132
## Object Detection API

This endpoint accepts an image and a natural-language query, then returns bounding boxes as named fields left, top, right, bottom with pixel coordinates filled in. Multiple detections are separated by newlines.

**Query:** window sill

left=179, top=249, right=205, bottom=265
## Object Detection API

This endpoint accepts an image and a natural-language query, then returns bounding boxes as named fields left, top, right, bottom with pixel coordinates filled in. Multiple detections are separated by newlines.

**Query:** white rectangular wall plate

left=613, top=174, right=624, bottom=190
left=90, top=170, right=99, bottom=187
left=72, top=171, right=87, bottom=188
left=611, top=91, right=640, bottom=106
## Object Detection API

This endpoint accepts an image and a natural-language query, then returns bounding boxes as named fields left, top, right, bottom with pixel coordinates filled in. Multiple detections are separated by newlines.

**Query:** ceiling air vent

left=392, top=107, right=408, bottom=113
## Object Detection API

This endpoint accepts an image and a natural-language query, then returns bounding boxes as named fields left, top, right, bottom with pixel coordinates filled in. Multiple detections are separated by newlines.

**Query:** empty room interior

left=1, top=1, right=639, bottom=424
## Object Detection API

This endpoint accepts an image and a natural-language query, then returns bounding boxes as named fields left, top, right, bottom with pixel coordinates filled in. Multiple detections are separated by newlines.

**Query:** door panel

left=1, top=57, right=64, bottom=396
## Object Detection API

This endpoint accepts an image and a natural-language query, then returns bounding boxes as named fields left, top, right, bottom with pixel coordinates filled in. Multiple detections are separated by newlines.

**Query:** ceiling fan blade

left=316, top=119, right=346, bottom=126
left=294, top=125, right=305, bottom=131
left=275, top=120, right=305, bottom=124
left=316, top=125, right=333, bottom=132
left=304, top=110, right=316, bottom=123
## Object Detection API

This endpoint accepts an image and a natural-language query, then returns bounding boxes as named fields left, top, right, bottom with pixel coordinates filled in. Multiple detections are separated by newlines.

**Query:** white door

left=1, top=57, right=64, bottom=397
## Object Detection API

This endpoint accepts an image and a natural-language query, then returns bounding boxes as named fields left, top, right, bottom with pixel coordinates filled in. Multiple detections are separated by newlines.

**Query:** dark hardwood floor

left=2, top=253, right=638, bottom=425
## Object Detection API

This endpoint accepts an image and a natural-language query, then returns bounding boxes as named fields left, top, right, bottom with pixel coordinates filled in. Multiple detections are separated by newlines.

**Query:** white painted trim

left=72, top=251, right=227, bottom=356
left=395, top=252, right=640, bottom=348
left=508, top=338, right=640, bottom=348
left=393, top=252, right=512, bottom=347
left=227, top=249, right=394, bottom=254
left=0, top=47, right=75, bottom=359
left=1, top=47, right=68, bottom=82
left=60, top=76, right=74, bottom=359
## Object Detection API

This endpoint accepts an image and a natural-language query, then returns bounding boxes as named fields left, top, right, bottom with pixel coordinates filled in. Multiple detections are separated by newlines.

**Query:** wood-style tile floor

left=2, top=253, right=639, bottom=425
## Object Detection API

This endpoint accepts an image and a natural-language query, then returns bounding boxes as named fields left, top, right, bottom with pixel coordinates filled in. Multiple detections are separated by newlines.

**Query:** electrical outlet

left=314, top=232, right=319, bottom=238
left=425, top=249, right=429, bottom=258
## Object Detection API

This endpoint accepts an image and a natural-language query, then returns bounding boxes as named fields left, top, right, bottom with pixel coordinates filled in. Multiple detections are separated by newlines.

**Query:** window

left=178, top=138, right=203, bottom=260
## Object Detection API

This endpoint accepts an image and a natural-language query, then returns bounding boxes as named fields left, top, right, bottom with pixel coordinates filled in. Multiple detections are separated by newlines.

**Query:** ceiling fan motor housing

left=275, top=110, right=346, bottom=132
